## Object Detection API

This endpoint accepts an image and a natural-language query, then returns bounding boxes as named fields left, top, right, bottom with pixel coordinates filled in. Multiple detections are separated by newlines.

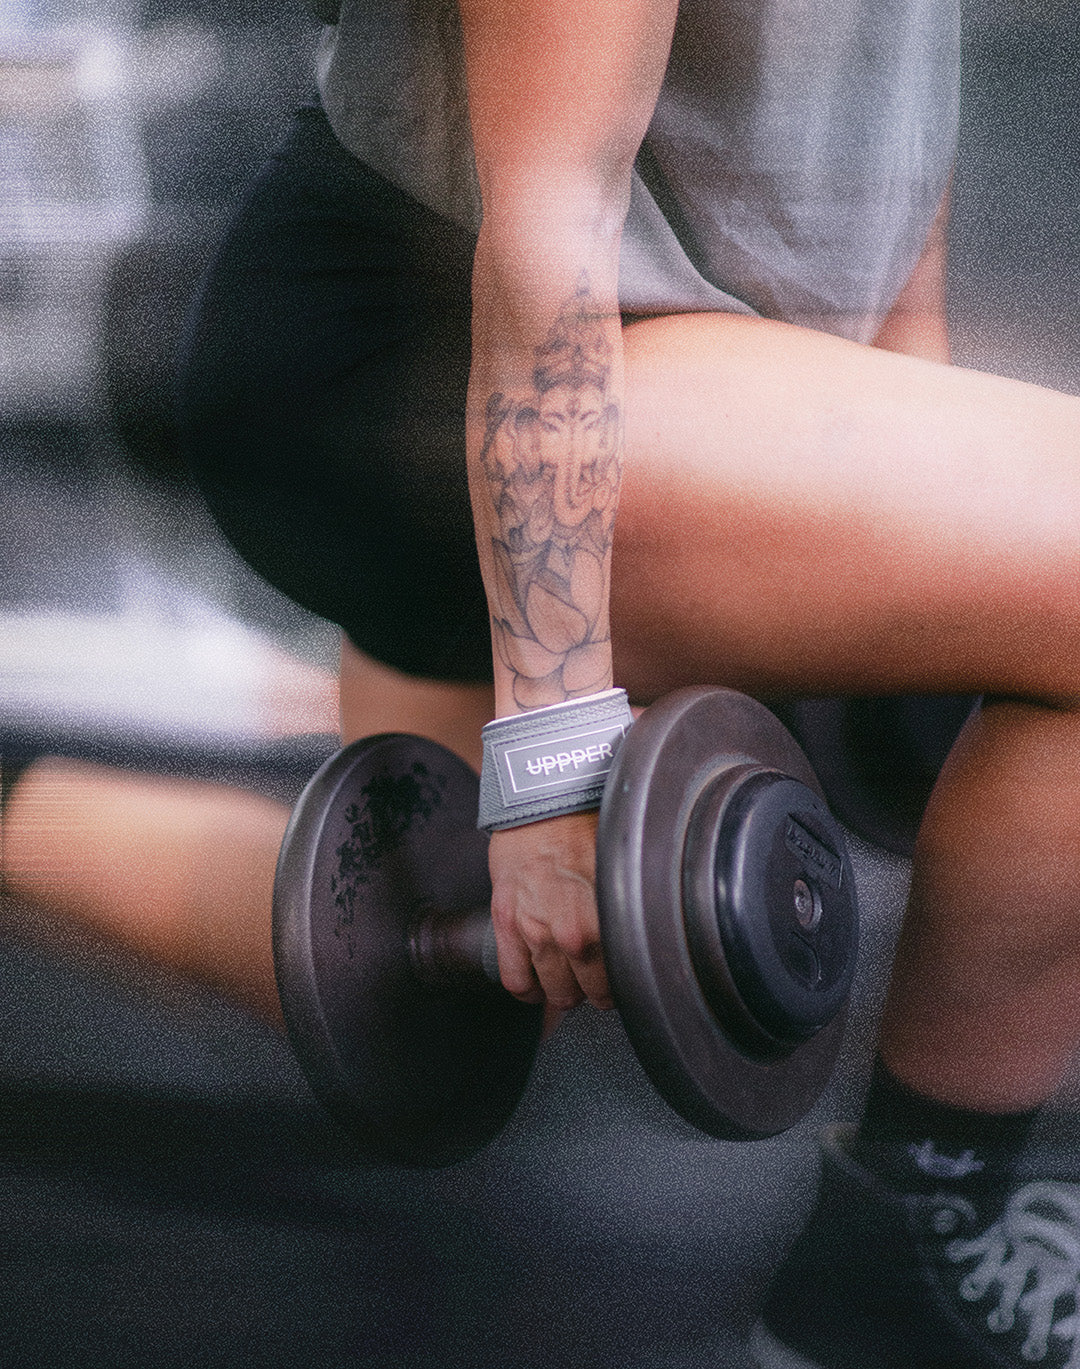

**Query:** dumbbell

left=272, top=687, right=859, bottom=1166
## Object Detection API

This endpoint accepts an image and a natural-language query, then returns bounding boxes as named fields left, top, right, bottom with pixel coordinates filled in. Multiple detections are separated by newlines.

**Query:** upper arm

left=458, top=0, right=678, bottom=230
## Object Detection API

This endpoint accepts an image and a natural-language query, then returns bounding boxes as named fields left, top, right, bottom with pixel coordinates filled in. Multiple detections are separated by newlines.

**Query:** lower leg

left=2, top=757, right=288, bottom=1023
left=0, top=642, right=495, bottom=1022
left=758, top=698, right=1080, bottom=1367
left=880, top=694, right=1080, bottom=1111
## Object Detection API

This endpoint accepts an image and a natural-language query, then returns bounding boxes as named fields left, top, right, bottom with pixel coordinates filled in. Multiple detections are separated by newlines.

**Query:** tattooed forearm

left=481, top=279, right=622, bottom=711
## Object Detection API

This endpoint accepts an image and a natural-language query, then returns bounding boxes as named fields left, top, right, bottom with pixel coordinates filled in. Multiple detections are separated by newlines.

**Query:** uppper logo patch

left=500, top=723, right=628, bottom=797
left=784, top=816, right=844, bottom=890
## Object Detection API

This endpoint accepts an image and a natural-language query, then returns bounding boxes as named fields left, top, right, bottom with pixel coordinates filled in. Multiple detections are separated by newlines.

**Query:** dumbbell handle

left=408, top=905, right=503, bottom=993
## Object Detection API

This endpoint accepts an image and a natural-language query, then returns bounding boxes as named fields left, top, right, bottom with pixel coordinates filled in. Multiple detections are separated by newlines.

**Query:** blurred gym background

left=1, top=1, right=1079, bottom=1365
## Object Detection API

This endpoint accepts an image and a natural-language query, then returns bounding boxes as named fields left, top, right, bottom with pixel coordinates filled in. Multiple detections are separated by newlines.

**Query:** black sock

left=852, top=1058, right=1037, bottom=1196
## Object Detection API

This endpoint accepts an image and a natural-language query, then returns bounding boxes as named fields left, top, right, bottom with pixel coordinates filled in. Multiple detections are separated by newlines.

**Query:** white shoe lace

left=945, top=1181, right=1080, bottom=1365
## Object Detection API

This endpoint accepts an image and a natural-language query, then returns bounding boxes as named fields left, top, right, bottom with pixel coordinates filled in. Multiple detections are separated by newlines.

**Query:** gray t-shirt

left=317, top=0, right=959, bottom=343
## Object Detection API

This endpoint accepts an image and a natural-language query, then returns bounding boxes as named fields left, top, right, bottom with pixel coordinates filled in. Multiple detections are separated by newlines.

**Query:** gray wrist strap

left=478, top=689, right=633, bottom=833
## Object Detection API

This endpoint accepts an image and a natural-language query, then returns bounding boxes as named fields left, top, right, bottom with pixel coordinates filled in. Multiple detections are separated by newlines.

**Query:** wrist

left=478, top=687, right=632, bottom=832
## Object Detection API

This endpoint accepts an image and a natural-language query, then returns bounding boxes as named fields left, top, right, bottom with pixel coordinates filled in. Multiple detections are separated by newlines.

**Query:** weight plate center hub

left=683, top=765, right=859, bottom=1055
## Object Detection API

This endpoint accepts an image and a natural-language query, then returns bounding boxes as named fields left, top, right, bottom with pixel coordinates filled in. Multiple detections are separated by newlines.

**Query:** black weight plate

left=596, top=688, right=856, bottom=1141
left=273, top=734, right=543, bottom=1166
left=701, top=770, right=858, bottom=1044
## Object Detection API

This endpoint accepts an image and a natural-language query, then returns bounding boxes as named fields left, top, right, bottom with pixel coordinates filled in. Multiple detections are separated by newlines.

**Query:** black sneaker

left=751, top=1124, right=1080, bottom=1368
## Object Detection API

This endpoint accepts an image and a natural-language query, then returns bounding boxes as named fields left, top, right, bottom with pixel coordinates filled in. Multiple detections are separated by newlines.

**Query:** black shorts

left=179, top=105, right=491, bottom=682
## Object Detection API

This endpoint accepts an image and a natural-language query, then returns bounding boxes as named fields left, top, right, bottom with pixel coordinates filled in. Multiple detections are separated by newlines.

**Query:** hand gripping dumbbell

left=272, top=687, right=859, bottom=1166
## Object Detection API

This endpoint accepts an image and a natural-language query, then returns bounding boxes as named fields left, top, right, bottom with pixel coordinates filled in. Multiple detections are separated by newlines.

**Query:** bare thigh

left=612, top=313, right=1080, bottom=703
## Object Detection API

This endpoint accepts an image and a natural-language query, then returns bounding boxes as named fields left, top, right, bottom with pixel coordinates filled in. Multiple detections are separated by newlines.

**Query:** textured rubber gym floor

left=2, top=2, right=1080, bottom=1365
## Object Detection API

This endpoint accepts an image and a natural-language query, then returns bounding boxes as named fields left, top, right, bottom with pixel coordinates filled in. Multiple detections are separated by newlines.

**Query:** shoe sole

left=749, top=1322, right=826, bottom=1369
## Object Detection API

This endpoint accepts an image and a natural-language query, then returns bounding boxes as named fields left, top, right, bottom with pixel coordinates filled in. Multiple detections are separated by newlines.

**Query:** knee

left=339, top=640, right=494, bottom=771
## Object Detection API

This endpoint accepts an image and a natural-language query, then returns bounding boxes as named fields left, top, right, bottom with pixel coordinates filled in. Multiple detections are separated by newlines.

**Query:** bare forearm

left=467, top=257, right=623, bottom=715
left=460, top=0, right=676, bottom=718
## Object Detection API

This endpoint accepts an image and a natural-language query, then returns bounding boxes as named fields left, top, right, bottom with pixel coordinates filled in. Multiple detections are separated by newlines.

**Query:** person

left=7, top=0, right=1080, bottom=1363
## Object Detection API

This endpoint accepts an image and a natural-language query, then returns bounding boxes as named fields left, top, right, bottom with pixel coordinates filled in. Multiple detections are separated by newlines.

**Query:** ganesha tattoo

left=481, top=280, right=622, bottom=711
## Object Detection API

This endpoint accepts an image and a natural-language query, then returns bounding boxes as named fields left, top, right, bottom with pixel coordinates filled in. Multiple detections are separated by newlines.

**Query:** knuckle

left=552, top=915, right=600, bottom=964
left=518, top=911, right=557, bottom=956
left=553, top=926, right=590, bottom=962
